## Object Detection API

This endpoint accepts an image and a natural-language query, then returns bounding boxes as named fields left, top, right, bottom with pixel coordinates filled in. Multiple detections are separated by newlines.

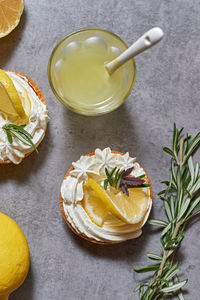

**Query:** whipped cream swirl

left=0, top=72, right=49, bottom=164
left=61, top=148, right=152, bottom=243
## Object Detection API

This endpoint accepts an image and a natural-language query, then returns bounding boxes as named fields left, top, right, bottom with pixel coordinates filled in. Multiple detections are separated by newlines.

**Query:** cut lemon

left=0, top=0, right=24, bottom=38
left=83, top=187, right=108, bottom=226
left=0, top=69, right=28, bottom=124
left=85, top=178, right=150, bottom=224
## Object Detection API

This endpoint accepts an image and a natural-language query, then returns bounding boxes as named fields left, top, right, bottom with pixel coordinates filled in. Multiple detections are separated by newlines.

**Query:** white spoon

left=105, top=27, right=164, bottom=75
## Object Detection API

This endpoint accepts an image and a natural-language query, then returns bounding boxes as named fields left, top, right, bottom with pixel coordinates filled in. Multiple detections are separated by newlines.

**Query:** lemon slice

left=0, top=0, right=24, bottom=38
left=85, top=178, right=149, bottom=224
left=0, top=69, right=28, bottom=124
left=0, top=212, right=29, bottom=299
left=0, top=83, right=19, bottom=121
left=83, top=187, right=108, bottom=226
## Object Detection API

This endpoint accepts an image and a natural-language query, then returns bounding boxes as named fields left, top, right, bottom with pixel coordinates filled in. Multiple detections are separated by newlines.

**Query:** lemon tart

left=60, top=148, right=153, bottom=244
left=0, top=69, right=49, bottom=164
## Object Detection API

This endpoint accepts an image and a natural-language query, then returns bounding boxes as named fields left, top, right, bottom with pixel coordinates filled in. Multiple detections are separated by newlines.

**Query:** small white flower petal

left=70, top=169, right=81, bottom=177
left=71, top=154, right=99, bottom=180
left=94, top=148, right=103, bottom=158
left=94, top=147, right=118, bottom=172
left=115, top=152, right=136, bottom=170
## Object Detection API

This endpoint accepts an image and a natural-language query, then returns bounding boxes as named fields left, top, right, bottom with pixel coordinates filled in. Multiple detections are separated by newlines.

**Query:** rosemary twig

left=134, top=124, right=200, bottom=299
left=104, top=167, right=149, bottom=196
left=3, top=123, right=38, bottom=153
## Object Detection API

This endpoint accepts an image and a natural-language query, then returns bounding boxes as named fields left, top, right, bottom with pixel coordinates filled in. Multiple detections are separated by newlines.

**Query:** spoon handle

left=106, top=27, right=164, bottom=75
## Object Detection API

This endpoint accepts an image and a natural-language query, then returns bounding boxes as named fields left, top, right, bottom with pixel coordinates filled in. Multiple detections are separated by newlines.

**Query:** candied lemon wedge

left=85, top=178, right=150, bottom=225
left=0, top=70, right=28, bottom=124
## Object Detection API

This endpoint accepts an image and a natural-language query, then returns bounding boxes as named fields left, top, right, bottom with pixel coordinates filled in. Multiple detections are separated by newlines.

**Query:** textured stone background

left=0, top=0, right=200, bottom=299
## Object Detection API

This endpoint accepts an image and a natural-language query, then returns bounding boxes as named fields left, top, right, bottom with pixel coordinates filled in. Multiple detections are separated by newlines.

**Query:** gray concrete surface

left=0, top=0, right=200, bottom=299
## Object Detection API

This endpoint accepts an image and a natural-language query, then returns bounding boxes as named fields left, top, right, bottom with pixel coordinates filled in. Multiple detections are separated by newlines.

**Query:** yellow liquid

left=56, top=41, right=126, bottom=107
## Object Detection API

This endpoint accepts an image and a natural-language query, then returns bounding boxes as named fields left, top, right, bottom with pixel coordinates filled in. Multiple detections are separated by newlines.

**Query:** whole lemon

left=0, top=212, right=30, bottom=299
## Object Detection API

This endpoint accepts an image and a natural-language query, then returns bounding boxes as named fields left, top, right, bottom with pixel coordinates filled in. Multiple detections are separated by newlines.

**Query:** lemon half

left=0, top=0, right=24, bottom=38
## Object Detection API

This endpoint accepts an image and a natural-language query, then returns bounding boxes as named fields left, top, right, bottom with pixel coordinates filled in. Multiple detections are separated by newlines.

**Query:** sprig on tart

left=3, top=124, right=38, bottom=153
left=104, top=166, right=150, bottom=196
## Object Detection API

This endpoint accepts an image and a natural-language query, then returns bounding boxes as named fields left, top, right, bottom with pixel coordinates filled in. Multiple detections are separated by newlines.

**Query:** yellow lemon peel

left=0, top=69, right=28, bottom=124
left=85, top=177, right=150, bottom=225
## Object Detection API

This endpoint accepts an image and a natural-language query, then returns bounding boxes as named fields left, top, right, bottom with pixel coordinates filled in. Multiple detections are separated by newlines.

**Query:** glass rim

left=47, top=28, right=136, bottom=116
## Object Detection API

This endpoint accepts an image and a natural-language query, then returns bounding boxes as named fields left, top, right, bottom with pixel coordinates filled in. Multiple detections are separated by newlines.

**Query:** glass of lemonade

left=48, top=28, right=136, bottom=116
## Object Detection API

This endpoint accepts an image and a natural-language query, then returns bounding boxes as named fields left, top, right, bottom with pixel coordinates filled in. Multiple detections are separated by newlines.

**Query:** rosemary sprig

left=134, top=124, right=200, bottom=299
left=3, top=123, right=38, bottom=153
left=104, top=167, right=150, bottom=196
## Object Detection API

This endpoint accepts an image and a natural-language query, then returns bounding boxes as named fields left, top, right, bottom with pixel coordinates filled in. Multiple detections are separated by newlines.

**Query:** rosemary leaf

left=146, top=253, right=162, bottom=261
left=133, top=265, right=160, bottom=273
left=163, top=147, right=175, bottom=158
left=160, top=280, right=187, bottom=293
left=9, top=130, right=32, bottom=146
left=110, top=166, right=117, bottom=178
left=127, top=183, right=150, bottom=188
left=104, top=179, right=108, bottom=190
left=138, top=174, right=146, bottom=178
left=164, top=264, right=179, bottom=281
left=5, top=130, right=13, bottom=143
left=148, top=219, right=168, bottom=227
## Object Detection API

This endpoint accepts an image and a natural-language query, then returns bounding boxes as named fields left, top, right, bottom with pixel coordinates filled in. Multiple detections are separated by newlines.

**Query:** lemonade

left=48, top=29, right=136, bottom=115
left=56, top=41, right=125, bottom=105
